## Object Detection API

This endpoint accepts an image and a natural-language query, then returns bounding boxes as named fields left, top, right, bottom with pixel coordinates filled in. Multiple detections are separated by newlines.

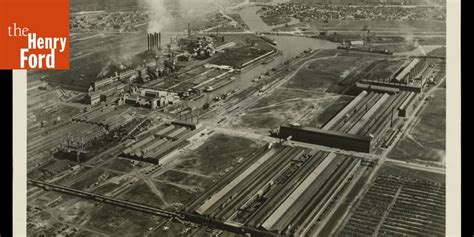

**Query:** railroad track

left=28, top=179, right=280, bottom=237
left=245, top=151, right=329, bottom=227
left=296, top=158, right=361, bottom=236
left=186, top=146, right=269, bottom=213
left=201, top=146, right=291, bottom=217
left=265, top=154, right=347, bottom=232
left=28, top=179, right=179, bottom=218
left=213, top=147, right=306, bottom=221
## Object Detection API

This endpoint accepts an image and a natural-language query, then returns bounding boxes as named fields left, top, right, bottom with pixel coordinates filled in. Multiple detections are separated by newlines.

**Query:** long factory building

left=28, top=105, right=135, bottom=163
left=358, top=57, right=434, bottom=94
left=120, top=122, right=203, bottom=165
left=391, top=58, right=427, bottom=84
left=186, top=144, right=365, bottom=236
left=357, top=56, right=441, bottom=97
left=277, top=89, right=420, bottom=153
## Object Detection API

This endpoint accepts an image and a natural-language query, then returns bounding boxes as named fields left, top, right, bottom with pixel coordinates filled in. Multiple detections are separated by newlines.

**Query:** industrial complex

left=26, top=0, right=447, bottom=236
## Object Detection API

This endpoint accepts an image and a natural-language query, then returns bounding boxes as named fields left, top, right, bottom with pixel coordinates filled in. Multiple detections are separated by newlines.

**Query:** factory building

left=84, top=83, right=125, bottom=105
left=277, top=125, right=372, bottom=153
left=121, top=88, right=178, bottom=109
left=357, top=80, right=422, bottom=93
left=349, top=40, right=365, bottom=46
left=120, top=122, right=201, bottom=165
left=398, top=92, right=420, bottom=117
left=92, top=71, right=124, bottom=92
left=140, top=88, right=179, bottom=106
left=391, top=58, right=427, bottom=84
left=84, top=93, right=102, bottom=105
left=122, top=95, right=159, bottom=109
left=178, top=36, right=216, bottom=60
left=140, top=88, right=177, bottom=98
left=355, top=82, right=400, bottom=94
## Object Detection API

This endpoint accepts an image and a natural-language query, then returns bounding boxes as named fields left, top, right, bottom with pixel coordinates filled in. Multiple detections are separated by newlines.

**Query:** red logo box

left=0, top=0, right=69, bottom=69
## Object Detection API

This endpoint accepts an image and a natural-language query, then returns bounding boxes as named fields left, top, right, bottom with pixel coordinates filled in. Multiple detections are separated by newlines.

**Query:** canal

left=186, top=4, right=339, bottom=111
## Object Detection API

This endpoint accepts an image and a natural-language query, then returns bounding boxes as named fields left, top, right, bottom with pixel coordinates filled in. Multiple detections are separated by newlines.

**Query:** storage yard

left=337, top=164, right=445, bottom=236
left=27, top=1, right=447, bottom=236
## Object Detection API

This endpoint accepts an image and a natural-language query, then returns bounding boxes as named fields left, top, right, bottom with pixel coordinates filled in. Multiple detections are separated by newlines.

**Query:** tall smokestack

left=152, top=33, right=155, bottom=50
left=188, top=23, right=191, bottom=38
left=149, top=33, right=154, bottom=50
left=148, top=34, right=151, bottom=51
left=155, top=33, right=160, bottom=49
left=158, top=32, right=161, bottom=50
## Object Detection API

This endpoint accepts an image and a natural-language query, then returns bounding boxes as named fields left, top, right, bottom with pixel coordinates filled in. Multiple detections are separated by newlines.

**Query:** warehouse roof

left=279, top=125, right=372, bottom=141
left=394, top=59, right=420, bottom=82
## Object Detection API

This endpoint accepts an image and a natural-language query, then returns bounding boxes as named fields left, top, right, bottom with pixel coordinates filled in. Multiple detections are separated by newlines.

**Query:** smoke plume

left=145, top=0, right=172, bottom=33
left=403, top=33, right=427, bottom=56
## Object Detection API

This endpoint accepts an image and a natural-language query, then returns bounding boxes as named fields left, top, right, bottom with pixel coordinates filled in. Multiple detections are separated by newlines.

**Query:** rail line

left=28, top=179, right=281, bottom=237
left=28, top=179, right=179, bottom=218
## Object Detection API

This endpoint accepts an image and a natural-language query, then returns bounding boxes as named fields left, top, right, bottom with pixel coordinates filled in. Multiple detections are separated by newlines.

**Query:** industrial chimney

left=147, top=32, right=162, bottom=51
left=147, top=34, right=150, bottom=51
left=188, top=23, right=191, bottom=38
left=158, top=32, right=162, bottom=50
left=148, top=33, right=155, bottom=51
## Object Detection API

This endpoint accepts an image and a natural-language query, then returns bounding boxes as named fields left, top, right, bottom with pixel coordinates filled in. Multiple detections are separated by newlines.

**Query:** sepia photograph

left=24, top=0, right=450, bottom=236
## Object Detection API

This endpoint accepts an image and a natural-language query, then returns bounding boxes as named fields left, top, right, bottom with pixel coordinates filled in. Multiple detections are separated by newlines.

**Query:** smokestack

left=147, top=34, right=150, bottom=51
left=155, top=33, right=160, bottom=49
left=188, top=23, right=191, bottom=38
left=152, top=33, right=155, bottom=50
left=149, top=33, right=154, bottom=51
left=158, top=32, right=161, bottom=50
left=149, top=34, right=152, bottom=51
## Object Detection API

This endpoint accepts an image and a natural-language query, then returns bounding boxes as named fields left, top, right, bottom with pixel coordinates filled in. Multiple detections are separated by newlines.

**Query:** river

left=187, top=5, right=339, bottom=109
left=234, top=5, right=338, bottom=86
left=237, top=6, right=338, bottom=62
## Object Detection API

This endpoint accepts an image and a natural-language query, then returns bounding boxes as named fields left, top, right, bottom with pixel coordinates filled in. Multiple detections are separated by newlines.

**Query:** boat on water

left=260, top=35, right=277, bottom=46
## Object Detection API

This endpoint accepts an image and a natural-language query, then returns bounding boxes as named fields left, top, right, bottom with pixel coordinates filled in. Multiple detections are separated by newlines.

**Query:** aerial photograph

left=26, top=0, right=446, bottom=236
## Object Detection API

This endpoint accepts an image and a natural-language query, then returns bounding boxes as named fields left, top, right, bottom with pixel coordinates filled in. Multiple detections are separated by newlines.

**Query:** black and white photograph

left=24, top=0, right=454, bottom=236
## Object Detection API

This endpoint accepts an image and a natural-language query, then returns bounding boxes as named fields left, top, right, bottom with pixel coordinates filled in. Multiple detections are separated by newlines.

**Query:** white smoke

left=404, top=33, right=427, bottom=56
left=145, top=0, right=172, bottom=33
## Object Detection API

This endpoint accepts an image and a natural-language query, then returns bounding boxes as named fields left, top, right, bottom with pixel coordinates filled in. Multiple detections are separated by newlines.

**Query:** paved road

left=385, top=158, right=445, bottom=174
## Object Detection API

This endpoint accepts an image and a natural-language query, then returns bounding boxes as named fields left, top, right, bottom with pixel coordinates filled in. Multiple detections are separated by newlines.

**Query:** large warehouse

left=277, top=125, right=373, bottom=153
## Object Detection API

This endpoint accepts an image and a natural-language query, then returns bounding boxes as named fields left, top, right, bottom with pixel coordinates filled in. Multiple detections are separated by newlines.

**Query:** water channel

left=189, top=5, right=339, bottom=110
